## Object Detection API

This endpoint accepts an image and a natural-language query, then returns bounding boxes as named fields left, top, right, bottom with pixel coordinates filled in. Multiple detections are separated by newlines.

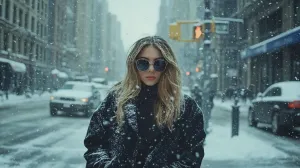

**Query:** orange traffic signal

left=193, top=26, right=203, bottom=39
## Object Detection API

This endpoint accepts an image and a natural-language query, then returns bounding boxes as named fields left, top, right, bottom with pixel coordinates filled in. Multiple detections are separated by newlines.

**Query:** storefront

left=0, top=57, right=27, bottom=95
left=241, top=26, right=300, bottom=94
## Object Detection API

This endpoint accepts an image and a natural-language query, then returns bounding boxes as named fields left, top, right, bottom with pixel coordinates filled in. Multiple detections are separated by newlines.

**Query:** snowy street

left=0, top=98, right=88, bottom=168
left=0, top=98, right=300, bottom=167
left=202, top=100, right=300, bottom=168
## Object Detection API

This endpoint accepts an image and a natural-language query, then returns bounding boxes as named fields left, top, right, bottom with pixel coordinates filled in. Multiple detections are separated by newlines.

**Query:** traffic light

left=104, top=67, right=109, bottom=72
left=169, top=23, right=180, bottom=40
left=169, top=20, right=201, bottom=42
left=193, top=25, right=204, bottom=40
left=195, top=67, right=201, bottom=72
left=211, top=20, right=216, bottom=33
left=186, top=71, right=191, bottom=76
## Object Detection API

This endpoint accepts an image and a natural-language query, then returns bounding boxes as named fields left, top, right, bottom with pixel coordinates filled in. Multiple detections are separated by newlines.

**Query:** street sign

left=215, top=20, right=229, bottom=34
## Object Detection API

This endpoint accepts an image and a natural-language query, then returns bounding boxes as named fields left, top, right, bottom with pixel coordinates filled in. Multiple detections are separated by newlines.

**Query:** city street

left=0, top=100, right=88, bottom=168
left=0, top=99, right=300, bottom=168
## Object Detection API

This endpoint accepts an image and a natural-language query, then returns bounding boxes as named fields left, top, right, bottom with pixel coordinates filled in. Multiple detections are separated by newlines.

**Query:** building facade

left=77, top=0, right=125, bottom=81
left=237, top=0, right=300, bottom=94
left=156, top=0, right=200, bottom=87
left=0, top=0, right=51, bottom=93
left=212, top=0, right=240, bottom=92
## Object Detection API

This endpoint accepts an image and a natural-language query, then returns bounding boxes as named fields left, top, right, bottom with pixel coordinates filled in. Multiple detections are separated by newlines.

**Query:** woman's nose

left=148, top=64, right=155, bottom=72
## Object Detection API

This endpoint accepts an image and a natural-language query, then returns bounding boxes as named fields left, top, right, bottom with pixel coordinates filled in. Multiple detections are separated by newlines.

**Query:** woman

left=84, top=36, right=206, bottom=168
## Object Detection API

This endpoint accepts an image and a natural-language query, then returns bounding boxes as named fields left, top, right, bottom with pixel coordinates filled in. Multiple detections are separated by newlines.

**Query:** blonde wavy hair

left=112, top=36, right=182, bottom=130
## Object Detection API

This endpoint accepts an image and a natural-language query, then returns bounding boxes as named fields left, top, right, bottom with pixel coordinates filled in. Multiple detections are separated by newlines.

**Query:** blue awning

left=241, top=26, right=300, bottom=59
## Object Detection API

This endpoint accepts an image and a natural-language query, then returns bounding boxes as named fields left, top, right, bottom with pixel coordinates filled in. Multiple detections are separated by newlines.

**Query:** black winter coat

left=84, top=91, right=206, bottom=168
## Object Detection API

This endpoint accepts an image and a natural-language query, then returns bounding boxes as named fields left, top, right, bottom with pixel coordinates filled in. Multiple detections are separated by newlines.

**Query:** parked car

left=248, top=81, right=300, bottom=134
left=49, top=81, right=101, bottom=117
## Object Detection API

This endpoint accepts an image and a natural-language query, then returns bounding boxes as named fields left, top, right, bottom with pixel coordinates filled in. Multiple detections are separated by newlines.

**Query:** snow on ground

left=0, top=92, right=51, bottom=108
left=213, top=98, right=251, bottom=117
left=0, top=118, right=88, bottom=168
left=204, top=123, right=289, bottom=160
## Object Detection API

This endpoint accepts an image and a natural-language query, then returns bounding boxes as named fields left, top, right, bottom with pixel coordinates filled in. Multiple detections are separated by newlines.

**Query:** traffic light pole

left=199, top=0, right=213, bottom=133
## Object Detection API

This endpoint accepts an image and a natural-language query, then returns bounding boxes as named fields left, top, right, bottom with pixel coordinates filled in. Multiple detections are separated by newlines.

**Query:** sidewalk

left=213, top=98, right=251, bottom=118
left=202, top=122, right=290, bottom=168
left=0, top=92, right=51, bottom=109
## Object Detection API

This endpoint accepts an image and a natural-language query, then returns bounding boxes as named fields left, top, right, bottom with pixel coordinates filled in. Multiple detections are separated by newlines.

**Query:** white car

left=91, top=77, right=108, bottom=85
left=49, top=81, right=101, bottom=117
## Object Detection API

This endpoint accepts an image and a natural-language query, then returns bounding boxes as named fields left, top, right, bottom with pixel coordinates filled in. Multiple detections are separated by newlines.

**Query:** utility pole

left=199, top=0, right=213, bottom=133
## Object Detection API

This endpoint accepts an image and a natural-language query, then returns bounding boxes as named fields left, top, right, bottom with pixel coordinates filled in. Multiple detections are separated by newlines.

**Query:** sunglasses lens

left=154, top=59, right=167, bottom=72
left=136, top=59, right=149, bottom=71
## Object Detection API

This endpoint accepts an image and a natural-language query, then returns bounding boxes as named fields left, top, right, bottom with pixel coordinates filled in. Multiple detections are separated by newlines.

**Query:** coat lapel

left=123, top=101, right=139, bottom=133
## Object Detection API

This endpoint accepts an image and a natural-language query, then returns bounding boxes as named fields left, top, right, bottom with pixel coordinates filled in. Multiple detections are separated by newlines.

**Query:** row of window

left=0, top=28, right=47, bottom=63
left=0, top=0, right=48, bottom=39
left=238, top=0, right=300, bottom=45
left=24, top=0, right=48, bottom=17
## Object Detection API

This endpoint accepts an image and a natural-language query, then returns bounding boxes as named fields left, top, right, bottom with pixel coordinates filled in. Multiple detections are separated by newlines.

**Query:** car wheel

left=50, top=107, right=57, bottom=116
left=272, top=113, right=283, bottom=135
left=248, top=108, right=257, bottom=127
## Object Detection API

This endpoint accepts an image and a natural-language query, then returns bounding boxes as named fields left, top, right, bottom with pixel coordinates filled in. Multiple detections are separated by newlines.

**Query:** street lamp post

left=198, top=0, right=213, bottom=133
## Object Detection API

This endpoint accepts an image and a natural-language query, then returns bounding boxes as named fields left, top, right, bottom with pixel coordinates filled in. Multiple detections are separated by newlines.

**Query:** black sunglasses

left=135, top=58, right=167, bottom=72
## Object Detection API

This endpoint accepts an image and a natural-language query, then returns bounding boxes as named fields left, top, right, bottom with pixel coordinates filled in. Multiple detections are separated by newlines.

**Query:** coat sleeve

left=167, top=97, right=206, bottom=168
left=83, top=92, right=115, bottom=168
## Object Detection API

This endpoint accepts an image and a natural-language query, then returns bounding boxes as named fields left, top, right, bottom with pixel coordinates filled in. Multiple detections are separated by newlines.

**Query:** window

left=0, top=0, right=2, bottom=18
left=36, top=44, right=39, bottom=60
left=13, top=5, right=17, bottom=24
left=25, top=12, right=29, bottom=29
left=40, top=24, right=43, bottom=38
left=17, top=37, right=21, bottom=54
left=19, top=9, right=23, bottom=26
left=259, top=9, right=282, bottom=41
left=30, top=42, right=34, bottom=56
left=37, top=0, right=40, bottom=13
left=31, top=17, right=35, bottom=32
left=295, top=0, right=300, bottom=26
left=45, top=4, right=48, bottom=17
left=265, top=87, right=282, bottom=97
left=24, top=40, right=28, bottom=56
left=44, top=26, right=47, bottom=39
left=0, top=28, right=2, bottom=50
left=41, top=1, right=44, bottom=15
left=37, top=21, right=40, bottom=35
left=32, top=0, right=35, bottom=9
left=12, top=35, right=17, bottom=52
left=3, top=30, right=8, bottom=50
left=40, top=46, right=43, bottom=62
left=5, top=0, right=9, bottom=20
left=44, top=48, right=46, bottom=62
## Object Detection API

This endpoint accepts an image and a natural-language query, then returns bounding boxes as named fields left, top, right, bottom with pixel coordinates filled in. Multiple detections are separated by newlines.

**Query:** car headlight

left=81, top=98, right=89, bottom=103
left=50, top=96, right=56, bottom=100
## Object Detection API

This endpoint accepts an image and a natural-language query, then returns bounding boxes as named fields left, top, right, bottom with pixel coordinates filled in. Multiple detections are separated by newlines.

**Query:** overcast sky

left=108, top=0, right=161, bottom=51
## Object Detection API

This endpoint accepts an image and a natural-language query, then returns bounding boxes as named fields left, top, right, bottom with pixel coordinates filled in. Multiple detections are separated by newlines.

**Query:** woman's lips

left=146, top=76, right=156, bottom=80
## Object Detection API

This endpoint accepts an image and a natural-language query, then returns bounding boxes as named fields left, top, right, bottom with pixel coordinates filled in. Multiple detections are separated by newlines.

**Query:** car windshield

left=61, top=84, right=91, bottom=92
